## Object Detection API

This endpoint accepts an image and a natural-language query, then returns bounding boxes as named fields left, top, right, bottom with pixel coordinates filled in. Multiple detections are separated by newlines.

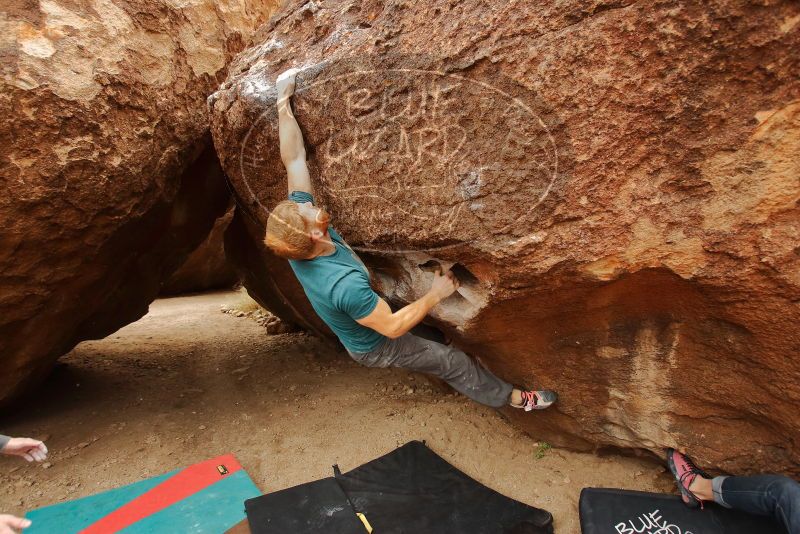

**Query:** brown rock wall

left=210, top=0, right=800, bottom=473
left=160, top=207, right=238, bottom=296
left=0, top=0, right=281, bottom=404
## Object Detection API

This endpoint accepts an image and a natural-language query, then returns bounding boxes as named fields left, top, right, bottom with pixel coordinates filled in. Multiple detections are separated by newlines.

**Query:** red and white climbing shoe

left=667, top=448, right=711, bottom=509
left=512, top=389, right=558, bottom=411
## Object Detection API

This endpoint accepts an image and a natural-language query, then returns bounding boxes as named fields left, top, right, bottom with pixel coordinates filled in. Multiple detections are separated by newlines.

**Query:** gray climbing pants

left=347, top=333, right=514, bottom=408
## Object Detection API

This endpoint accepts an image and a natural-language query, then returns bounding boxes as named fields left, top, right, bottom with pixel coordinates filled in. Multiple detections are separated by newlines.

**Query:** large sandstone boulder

left=0, top=0, right=281, bottom=404
left=210, top=0, right=800, bottom=474
left=160, top=207, right=238, bottom=295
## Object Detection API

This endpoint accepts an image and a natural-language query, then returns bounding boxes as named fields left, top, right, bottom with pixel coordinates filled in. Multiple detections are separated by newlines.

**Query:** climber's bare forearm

left=357, top=294, right=441, bottom=339
left=357, top=270, right=459, bottom=339
left=277, top=85, right=312, bottom=194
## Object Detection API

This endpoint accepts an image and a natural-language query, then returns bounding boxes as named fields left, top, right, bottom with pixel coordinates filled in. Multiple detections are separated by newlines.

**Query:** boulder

left=0, top=0, right=281, bottom=405
left=210, top=0, right=800, bottom=474
left=160, top=207, right=238, bottom=295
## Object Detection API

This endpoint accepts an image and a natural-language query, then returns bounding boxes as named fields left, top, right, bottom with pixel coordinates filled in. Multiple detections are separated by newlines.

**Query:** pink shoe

left=667, top=448, right=711, bottom=508
left=511, top=390, right=558, bottom=411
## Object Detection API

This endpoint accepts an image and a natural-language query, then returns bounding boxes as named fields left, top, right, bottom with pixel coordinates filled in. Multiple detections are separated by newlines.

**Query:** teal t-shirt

left=286, top=191, right=387, bottom=353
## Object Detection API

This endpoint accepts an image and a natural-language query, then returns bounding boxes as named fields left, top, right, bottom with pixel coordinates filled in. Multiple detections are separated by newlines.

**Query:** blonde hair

left=264, top=200, right=315, bottom=259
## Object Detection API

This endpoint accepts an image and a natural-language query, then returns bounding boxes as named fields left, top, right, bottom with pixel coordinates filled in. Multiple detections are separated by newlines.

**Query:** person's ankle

left=688, top=475, right=713, bottom=501
left=509, top=388, right=522, bottom=406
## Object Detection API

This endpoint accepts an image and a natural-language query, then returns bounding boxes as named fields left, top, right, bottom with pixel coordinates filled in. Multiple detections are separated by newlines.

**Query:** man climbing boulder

left=263, top=68, right=557, bottom=412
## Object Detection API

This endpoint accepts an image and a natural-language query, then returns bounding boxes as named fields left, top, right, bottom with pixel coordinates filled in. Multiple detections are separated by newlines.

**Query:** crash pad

left=579, top=487, right=787, bottom=534
left=245, top=441, right=553, bottom=534
left=25, top=454, right=259, bottom=534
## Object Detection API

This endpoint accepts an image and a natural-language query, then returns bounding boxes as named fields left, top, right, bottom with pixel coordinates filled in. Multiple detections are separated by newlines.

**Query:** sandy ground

left=0, top=291, right=675, bottom=533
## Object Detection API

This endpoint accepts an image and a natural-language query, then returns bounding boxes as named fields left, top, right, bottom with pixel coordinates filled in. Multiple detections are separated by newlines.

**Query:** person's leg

left=709, top=475, right=800, bottom=533
left=668, top=449, right=800, bottom=533
left=351, top=333, right=514, bottom=408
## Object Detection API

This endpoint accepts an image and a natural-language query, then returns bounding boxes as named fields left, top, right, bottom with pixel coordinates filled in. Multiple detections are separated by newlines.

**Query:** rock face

left=161, top=207, right=238, bottom=295
left=0, top=0, right=280, bottom=404
left=210, top=0, right=800, bottom=474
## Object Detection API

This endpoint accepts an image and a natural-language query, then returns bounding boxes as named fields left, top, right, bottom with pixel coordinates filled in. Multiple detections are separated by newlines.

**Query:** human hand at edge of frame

left=429, top=269, right=460, bottom=302
left=0, top=514, right=31, bottom=534
left=1, top=438, right=48, bottom=462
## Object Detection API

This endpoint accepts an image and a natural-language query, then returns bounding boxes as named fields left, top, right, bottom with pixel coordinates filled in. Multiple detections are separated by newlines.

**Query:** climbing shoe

left=667, top=448, right=711, bottom=508
left=512, top=389, right=558, bottom=411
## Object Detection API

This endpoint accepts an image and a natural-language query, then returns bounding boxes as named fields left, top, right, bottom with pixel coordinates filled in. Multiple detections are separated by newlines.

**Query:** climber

left=0, top=434, right=48, bottom=533
left=262, top=67, right=557, bottom=411
left=667, top=448, right=800, bottom=533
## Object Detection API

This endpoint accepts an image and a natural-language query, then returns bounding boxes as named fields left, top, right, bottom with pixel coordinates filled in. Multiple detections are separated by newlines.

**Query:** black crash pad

left=245, top=441, right=553, bottom=534
left=334, top=440, right=553, bottom=534
left=579, top=488, right=787, bottom=534
left=245, top=477, right=364, bottom=534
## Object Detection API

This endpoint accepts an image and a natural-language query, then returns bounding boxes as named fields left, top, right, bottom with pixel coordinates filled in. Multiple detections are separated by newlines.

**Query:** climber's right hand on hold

left=429, top=269, right=460, bottom=302
left=276, top=68, right=299, bottom=103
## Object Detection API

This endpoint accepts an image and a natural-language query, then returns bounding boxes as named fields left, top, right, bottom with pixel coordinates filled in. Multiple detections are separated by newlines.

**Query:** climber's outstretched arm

left=276, top=68, right=312, bottom=195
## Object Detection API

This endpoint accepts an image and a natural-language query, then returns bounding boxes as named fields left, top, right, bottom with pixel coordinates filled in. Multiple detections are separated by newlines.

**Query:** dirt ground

left=0, top=291, right=675, bottom=533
